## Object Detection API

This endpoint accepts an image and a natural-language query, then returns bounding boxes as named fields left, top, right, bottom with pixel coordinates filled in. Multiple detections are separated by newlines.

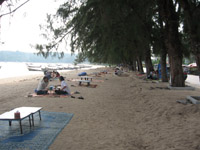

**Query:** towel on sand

left=79, top=84, right=98, bottom=88
left=26, top=92, right=73, bottom=98
left=68, top=78, right=104, bottom=83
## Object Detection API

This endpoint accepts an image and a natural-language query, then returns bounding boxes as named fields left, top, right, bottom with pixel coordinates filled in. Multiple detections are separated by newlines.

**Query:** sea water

left=0, top=62, right=103, bottom=79
left=0, top=62, right=42, bottom=79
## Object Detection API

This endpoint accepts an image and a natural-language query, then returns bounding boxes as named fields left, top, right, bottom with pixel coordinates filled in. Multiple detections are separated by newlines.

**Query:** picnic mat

left=68, top=78, right=104, bottom=83
left=78, top=84, right=98, bottom=88
left=0, top=111, right=73, bottom=150
left=26, top=93, right=70, bottom=98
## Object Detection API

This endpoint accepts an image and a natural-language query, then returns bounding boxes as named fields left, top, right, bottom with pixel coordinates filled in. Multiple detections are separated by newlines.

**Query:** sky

left=0, top=0, right=69, bottom=53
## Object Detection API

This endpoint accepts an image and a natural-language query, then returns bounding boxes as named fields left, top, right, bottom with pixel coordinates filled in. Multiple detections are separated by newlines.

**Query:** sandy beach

left=0, top=68, right=200, bottom=150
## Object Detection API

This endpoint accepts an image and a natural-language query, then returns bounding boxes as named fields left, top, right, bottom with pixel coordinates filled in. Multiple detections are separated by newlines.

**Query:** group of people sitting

left=35, top=75, right=71, bottom=95
left=147, top=70, right=158, bottom=80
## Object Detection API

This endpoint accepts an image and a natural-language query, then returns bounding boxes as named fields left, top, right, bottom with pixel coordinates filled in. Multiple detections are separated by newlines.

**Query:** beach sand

left=0, top=68, right=200, bottom=150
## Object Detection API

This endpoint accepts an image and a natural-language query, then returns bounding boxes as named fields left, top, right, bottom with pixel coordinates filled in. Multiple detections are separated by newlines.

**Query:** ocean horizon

left=0, top=62, right=103, bottom=79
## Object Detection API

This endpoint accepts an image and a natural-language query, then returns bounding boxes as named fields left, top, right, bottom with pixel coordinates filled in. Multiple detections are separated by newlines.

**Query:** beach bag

left=78, top=72, right=87, bottom=76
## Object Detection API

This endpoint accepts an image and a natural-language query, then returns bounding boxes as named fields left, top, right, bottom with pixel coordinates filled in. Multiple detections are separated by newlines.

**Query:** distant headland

left=0, top=51, right=76, bottom=63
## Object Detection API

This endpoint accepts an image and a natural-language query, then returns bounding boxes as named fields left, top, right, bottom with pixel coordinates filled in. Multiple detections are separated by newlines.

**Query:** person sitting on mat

left=36, top=76, right=49, bottom=95
left=55, top=76, right=71, bottom=95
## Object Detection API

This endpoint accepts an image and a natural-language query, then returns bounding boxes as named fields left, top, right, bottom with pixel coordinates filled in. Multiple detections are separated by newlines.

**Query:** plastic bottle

left=14, top=111, right=21, bottom=119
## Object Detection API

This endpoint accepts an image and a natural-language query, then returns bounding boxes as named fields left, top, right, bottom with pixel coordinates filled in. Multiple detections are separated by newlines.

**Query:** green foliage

left=35, top=0, right=198, bottom=68
left=36, top=0, right=157, bottom=65
left=178, top=0, right=200, bottom=54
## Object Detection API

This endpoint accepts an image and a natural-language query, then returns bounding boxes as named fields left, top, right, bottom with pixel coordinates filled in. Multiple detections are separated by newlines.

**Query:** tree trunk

left=195, top=54, right=200, bottom=72
left=192, top=39, right=200, bottom=73
left=0, top=0, right=5, bottom=5
left=133, top=60, right=137, bottom=71
left=160, top=0, right=184, bottom=87
left=195, top=53, right=200, bottom=79
left=158, top=3, right=168, bottom=82
left=160, top=48, right=168, bottom=82
left=178, top=0, right=200, bottom=72
left=130, top=60, right=137, bottom=71
left=137, top=56, right=144, bottom=73
left=166, top=0, right=184, bottom=87
left=144, top=47, right=154, bottom=76
left=168, top=53, right=184, bottom=86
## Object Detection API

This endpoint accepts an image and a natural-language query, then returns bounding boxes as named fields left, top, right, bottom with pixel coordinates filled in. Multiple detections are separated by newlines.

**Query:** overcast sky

left=0, top=0, right=68, bottom=53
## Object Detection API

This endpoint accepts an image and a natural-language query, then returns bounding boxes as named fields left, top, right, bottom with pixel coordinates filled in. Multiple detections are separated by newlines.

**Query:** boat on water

left=78, top=64, right=92, bottom=69
left=62, top=64, right=80, bottom=70
left=45, top=64, right=60, bottom=70
left=26, top=63, right=41, bottom=68
left=26, top=63, right=93, bottom=72
left=27, top=67, right=42, bottom=71
left=55, top=64, right=64, bottom=70
left=26, top=63, right=45, bottom=71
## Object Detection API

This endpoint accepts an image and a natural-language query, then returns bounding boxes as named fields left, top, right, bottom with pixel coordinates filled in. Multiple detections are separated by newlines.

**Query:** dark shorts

left=36, top=90, right=48, bottom=95
left=55, top=90, right=68, bottom=95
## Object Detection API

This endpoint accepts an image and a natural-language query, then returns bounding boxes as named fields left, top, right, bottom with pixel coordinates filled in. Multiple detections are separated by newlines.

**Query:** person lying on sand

left=36, top=76, right=49, bottom=95
left=55, top=76, right=71, bottom=95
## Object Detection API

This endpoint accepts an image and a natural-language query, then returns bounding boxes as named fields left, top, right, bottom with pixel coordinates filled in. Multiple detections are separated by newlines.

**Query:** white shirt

left=61, top=80, right=71, bottom=94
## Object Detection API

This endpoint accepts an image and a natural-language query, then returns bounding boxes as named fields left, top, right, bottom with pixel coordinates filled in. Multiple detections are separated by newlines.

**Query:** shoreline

left=0, top=65, right=105, bottom=85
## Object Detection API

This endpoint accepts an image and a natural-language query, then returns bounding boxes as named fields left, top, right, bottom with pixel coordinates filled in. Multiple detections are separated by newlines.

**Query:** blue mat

left=0, top=111, right=73, bottom=150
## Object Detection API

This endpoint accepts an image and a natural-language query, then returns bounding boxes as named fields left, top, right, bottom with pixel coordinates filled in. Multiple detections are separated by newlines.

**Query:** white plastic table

left=0, top=107, right=42, bottom=134
left=80, top=76, right=93, bottom=81
left=78, top=80, right=91, bottom=86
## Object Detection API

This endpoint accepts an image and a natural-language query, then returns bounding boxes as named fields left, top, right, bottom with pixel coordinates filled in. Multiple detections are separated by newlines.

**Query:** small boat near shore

left=27, top=67, right=42, bottom=71
left=26, top=63, right=44, bottom=71
left=26, top=63, right=41, bottom=68
left=26, top=63, right=93, bottom=72
left=44, top=64, right=60, bottom=70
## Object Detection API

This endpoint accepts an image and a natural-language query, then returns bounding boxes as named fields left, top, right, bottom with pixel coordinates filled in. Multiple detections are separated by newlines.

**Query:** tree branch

left=0, top=0, right=5, bottom=6
left=0, top=0, right=31, bottom=18
left=46, top=27, right=74, bottom=51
